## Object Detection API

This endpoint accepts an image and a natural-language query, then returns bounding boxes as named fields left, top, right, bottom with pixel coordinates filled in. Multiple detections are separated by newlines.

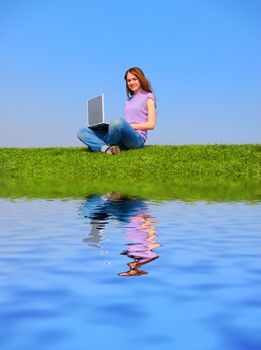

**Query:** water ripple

left=0, top=198, right=260, bottom=350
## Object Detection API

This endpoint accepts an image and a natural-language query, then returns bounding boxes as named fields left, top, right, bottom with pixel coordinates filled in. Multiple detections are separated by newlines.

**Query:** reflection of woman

left=79, top=193, right=147, bottom=247
left=79, top=192, right=160, bottom=276
left=77, top=67, right=156, bottom=155
left=118, top=214, right=160, bottom=277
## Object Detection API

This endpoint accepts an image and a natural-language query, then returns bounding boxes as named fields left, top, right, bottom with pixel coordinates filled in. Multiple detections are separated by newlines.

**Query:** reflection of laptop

left=87, top=94, right=109, bottom=130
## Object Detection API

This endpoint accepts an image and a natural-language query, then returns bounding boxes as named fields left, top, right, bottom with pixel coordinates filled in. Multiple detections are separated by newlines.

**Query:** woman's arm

left=131, top=98, right=156, bottom=131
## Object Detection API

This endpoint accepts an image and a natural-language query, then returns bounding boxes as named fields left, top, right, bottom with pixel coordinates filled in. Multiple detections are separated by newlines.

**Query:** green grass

left=0, top=145, right=261, bottom=201
left=1, top=144, right=261, bottom=180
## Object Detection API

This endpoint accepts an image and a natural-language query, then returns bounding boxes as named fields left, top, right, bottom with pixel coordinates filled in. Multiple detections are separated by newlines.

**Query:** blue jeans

left=77, top=117, right=145, bottom=152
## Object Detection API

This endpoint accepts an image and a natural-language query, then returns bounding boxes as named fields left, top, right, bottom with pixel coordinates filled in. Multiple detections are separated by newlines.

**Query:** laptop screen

left=88, top=94, right=104, bottom=126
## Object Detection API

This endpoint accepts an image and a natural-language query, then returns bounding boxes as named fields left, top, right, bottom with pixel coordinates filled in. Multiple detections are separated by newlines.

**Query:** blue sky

left=1, top=0, right=260, bottom=147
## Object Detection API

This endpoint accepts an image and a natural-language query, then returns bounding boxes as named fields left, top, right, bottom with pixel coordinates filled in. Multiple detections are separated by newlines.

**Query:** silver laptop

left=87, top=94, right=109, bottom=130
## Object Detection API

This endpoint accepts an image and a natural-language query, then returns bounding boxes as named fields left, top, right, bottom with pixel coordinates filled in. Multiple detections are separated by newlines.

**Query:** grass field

left=0, top=145, right=260, bottom=200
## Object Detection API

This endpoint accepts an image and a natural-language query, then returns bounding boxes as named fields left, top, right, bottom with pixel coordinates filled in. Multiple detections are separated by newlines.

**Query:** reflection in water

left=78, top=192, right=160, bottom=276
left=119, top=214, right=160, bottom=276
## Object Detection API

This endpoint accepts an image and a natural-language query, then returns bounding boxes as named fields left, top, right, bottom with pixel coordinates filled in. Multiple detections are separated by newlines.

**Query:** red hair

left=124, top=67, right=153, bottom=97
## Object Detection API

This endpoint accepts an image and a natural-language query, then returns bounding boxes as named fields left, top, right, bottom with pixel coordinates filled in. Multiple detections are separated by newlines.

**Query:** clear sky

left=1, top=0, right=260, bottom=147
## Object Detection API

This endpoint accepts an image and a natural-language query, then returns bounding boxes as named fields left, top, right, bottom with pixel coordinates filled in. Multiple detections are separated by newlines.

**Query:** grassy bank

left=1, top=145, right=260, bottom=180
left=0, top=145, right=260, bottom=201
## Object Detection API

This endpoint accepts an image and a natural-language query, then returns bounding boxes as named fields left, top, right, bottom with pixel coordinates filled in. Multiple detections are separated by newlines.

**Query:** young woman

left=77, top=67, right=156, bottom=155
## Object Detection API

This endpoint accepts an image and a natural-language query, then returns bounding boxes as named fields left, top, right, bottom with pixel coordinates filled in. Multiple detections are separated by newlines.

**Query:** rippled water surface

left=0, top=195, right=261, bottom=350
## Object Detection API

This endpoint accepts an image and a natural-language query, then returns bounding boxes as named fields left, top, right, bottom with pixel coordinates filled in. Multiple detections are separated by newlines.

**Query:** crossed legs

left=77, top=117, right=145, bottom=152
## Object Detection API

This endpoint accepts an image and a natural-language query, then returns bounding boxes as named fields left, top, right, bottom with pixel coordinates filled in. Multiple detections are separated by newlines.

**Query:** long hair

left=124, top=67, right=153, bottom=97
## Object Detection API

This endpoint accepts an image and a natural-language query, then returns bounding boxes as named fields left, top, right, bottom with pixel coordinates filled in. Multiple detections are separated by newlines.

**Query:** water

left=0, top=194, right=261, bottom=350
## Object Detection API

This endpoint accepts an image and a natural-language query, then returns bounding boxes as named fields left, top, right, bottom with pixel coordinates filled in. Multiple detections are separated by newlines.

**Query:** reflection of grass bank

left=0, top=145, right=260, bottom=201
left=0, top=178, right=260, bottom=202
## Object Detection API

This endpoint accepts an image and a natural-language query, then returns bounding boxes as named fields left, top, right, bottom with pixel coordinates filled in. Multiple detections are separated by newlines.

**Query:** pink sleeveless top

left=124, top=90, right=155, bottom=140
